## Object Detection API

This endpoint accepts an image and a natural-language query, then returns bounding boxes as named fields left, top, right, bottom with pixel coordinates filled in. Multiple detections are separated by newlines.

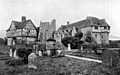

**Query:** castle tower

left=38, top=19, right=56, bottom=42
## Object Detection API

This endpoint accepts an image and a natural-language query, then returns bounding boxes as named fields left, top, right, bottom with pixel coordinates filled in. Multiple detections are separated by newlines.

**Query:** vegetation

left=61, top=31, right=101, bottom=55
left=0, top=38, right=6, bottom=45
left=2, top=57, right=98, bottom=75
left=109, top=40, right=120, bottom=48
left=61, top=31, right=84, bottom=49
left=89, top=50, right=120, bottom=75
left=5, top=58, right=26, bottom=66
left=85, top=31, right=93, bottom=43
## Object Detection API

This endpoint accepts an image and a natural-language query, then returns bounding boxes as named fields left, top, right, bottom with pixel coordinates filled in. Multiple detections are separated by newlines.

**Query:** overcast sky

left=0, top=0, right=119, bottom=40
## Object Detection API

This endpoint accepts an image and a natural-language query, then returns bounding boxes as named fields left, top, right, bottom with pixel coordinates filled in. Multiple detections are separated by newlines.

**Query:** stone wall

left=38, top=19, right=56, bottom=42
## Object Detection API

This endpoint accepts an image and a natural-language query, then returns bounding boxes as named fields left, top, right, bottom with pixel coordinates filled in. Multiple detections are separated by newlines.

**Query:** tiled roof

left=14, top=20, right=31, bottom=29
left=58, top=19, right=90, bottom=31
left=7, top=19, right=35, bottom=31
left=67, top=19, right=90, bottom=28
left=57, top=16, right=109, bottom=31
left=12, top=21, right=24, bottom=29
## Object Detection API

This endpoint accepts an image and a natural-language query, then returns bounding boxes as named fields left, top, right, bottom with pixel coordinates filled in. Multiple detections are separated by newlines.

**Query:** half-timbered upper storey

left=6, top=16, right=37, bottom=38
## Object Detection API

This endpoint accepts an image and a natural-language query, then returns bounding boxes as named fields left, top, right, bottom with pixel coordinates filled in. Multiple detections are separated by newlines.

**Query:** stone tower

left=38, top=19, right=56, bottom=42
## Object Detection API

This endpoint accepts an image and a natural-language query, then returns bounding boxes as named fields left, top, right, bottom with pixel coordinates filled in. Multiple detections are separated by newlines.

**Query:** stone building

left=38, top=19, right=56, bottom=42
left=6, top=16, right=37, bottom=46
left=54, top=16, right=110, bottom=44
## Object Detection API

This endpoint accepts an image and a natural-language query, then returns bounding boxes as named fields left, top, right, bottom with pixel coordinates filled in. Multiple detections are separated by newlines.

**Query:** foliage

left=102, top=50, right=120, bottom=67
left=108, top=40, right=120, bottom=48
left=61, top=37, right=73, bottom=47
left=5, top=48, right=33, bottom=66
left=0, top=38, right=5, bottom=45
left=61, top=37, right=84, bottom=49
left=74, top=31, right=83, bottom=39
left=89, top=50, right=120, bottom=75
left=16, top=48, right=32, bottom=64
left=85, top=36, right=93, bottom=43
left=85, top=31, right=94, bottom=43
left=5, top=59, right=26, bottom=66
left=61, top=31, right=84, bottom=49
left=4, top=37, right=7, bottom=45
left=17, top=48, right=32, bottom=58
left=55, top=41, right=63, bottom=49
left=38, top=44, right=46, bottom=50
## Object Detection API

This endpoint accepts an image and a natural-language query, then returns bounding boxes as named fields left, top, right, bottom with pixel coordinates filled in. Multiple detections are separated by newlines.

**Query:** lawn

left=0, top=56, right=99, bottom=75
left=67, top=49, right=102, bottom=60
left=0, top=45, right=100, bottom=75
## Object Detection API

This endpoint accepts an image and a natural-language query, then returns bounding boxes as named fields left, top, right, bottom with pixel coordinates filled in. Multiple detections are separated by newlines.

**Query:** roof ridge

left=12, top=20, right=21, bottom=23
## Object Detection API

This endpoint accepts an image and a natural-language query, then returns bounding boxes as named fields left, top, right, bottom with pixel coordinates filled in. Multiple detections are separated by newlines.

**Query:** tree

left=0, top=38, right=5, bottom=45
left=61, top=37, right=74, bottom=47
left=74, top=31, right=83, bottom=39
left=85, top=31, right=93, bottom=43
left=61, top=31, right=84, bottom=49
left=4, top=37, right=7, bottom=45
left=102, top=50, right=120, bottom=67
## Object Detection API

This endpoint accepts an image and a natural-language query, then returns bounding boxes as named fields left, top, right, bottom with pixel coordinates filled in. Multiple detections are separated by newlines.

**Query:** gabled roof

left=58, top=19, right=90, bottom=31
left=66, top=19, right=90, bottom=28
left=57, top=16, right=110, bottom=31
left=7, top=19, right=36, bottom=31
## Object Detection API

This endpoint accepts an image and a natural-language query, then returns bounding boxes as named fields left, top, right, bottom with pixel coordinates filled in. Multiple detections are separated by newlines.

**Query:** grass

left=0, top=56, right=99, bottom=75
left=5, top=57, right=98, bottom=75
left=0, top=44, right=110, bottom=75
left=33, top=57, right=98, bottom=74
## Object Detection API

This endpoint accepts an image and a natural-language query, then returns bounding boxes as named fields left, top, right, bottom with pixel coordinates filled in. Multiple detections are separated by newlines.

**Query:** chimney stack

left=22, top=16, right=26, bottom=22
left=67, top=21, right=70, bottom=25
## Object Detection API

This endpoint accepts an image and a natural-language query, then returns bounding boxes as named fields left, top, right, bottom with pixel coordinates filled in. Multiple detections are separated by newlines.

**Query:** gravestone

left=57, top=50, right=63, bottom=56
left=9, top=48, right=13, bottom=57
left=13, top=49, right=19, bottom=59
left=68, top=44, right=71, bottom=51
left=28, top=53, right=37, bottom=69
left=38, top=51, right=42, bottom=56
left=47, top=50, right=51, bottom=56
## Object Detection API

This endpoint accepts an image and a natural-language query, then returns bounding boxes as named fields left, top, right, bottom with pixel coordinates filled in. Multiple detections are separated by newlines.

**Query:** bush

left=5, top=59, right=26, bottom=66
left=61, top=37, right=84, bottom=49
left=102, top=50, right=120, bottom=67
left=38, top=44, right=46, bottom=50
left=17, top=48, right=32, bottom=58
left=61, top=31, right=84, bottom=49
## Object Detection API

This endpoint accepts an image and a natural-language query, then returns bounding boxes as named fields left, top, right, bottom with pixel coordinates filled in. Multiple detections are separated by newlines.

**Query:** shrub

left=5, top=59, right=25, bottom=66
left=102, top=50, right=120, bottom=67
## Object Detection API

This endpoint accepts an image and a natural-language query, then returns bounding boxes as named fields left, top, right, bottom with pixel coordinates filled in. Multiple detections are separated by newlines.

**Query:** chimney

left=22, top=16, right=26, bottom=22
left=67, top=21, right=70, bottom=25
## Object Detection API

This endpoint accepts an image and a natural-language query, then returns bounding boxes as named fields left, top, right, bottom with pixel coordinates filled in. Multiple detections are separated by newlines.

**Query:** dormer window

left=97, top=22, right=100, bottom=25
left=66, top=30, right=68, bottom=32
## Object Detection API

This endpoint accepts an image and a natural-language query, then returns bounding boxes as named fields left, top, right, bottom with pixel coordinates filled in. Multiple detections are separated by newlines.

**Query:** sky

left=0, top=0, right=119, bottom=40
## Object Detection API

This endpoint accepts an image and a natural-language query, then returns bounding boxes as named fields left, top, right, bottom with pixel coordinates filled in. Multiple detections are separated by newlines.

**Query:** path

left=65, top=54, right=102, bottom=63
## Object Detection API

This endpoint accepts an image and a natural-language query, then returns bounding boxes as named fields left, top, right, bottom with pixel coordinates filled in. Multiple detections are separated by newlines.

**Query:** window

left=66, top=30, right=68, bottom=32
left=108, top=26, right=110, bottom=30
left=104, top=26, right=107, bottom=29
left=95, top=34, right=97, bottom=38
left=95, top=26, right=98, bottom=29
left=76, top=28, right=78, bottom=32
left=97, top=22, right=100, bottom=25
left=101, top=35, right=103, bottom=39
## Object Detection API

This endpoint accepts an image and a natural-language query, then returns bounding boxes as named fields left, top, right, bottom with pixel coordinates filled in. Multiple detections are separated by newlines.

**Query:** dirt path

left=65, top=54, right=102, bottom=63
